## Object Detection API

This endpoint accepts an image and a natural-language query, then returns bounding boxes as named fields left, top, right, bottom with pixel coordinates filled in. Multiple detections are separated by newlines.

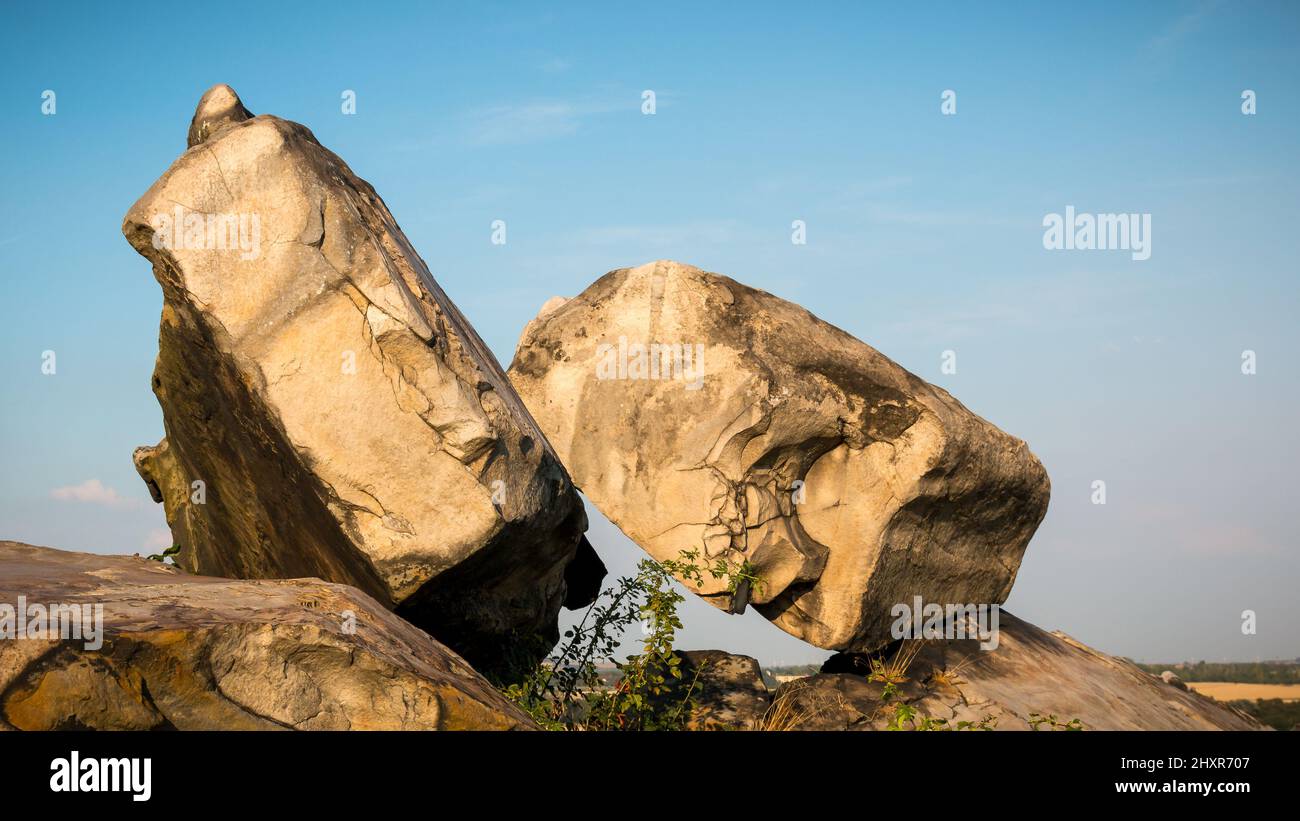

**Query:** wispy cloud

left=465, top=102, right=582, bottom=144
left=815, top=178, right=1025, bottom=229
left=539, top=56, right=572, bottom=74
left=858, top=203, right=1026, bottom=229
left=50, top=479, right=141, bottom=509
left=1141, top=173, right=1266, bottom=189
left=142, top=528, right=173, bottom=551
left=1134, top=504, right=1281, bottom=556
left=462, top=96, right=630, bottom=146
left=879, top=270, right=1165, bottom=342
left=1148, top=0, right=1220, bottom=51
left=573, top=220, right=750, bottom=247
left=457, top=88, right=677, bottom=147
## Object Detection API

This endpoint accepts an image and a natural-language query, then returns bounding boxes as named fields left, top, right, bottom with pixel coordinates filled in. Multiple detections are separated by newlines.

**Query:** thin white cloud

left=460, top=92, right=661, bottom=146
left=574, top=220, right=750, bottom=247
left=1134, top=504, right=1281, bottom=556
left=859, top=203, right=1025, bottom=229
left=142, top=528, right=173, bottom=551
left=465, top=102, right=584, bottom=145
left=818, top=180, right=1023, bottom=229
left=50, top=479, right=141, bottom=509
left=1148, top=0, right=1220, bottom=51
left=1142, top=173, right=1265, bottom=189
left=539, top=57, right=572, bottom=74
left=879, top=270, right=1165, bottom=341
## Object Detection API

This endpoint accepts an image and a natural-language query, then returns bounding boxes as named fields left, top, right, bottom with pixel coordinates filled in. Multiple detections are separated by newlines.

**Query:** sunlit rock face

left=509, top=260, right=1050, bottom=653
left=777, top=612, right=1266, bottom=731
left=123, top=85, right=602, bottom=676
left=0, top=542, right=536, bottom=730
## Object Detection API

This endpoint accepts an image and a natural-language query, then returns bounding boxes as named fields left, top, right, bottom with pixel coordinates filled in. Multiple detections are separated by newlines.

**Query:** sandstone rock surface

left=124, top=85, right=602, bottom=673
left=675, top=649, right=771, bottom=730
left=0, top=542, right=534, bottom=730
left=772, top=611, right=1264, bottom=731
left=508, top=260, right=1049, bottom=652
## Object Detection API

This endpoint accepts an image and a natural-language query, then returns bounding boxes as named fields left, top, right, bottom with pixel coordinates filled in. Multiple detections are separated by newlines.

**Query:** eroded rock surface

left=508, top=260, right=1049, bottom=652
left=124, top=85, right=602, bottom=674
left=675, top=649, right=771, bottom=730
left=0, top=542, right=533, bottom=730
left=771, top=612, right=1264, bottom=731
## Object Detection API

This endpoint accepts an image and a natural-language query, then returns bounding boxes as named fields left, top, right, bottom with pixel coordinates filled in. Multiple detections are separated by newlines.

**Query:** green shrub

left=503, top=549, right=756, bottom=731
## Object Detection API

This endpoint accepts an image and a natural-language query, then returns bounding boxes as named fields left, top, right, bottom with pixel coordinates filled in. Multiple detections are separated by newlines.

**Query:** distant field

left=1133, top=661, right=1300, bottom=684
left=1187, top=682, right=1300, bottom=702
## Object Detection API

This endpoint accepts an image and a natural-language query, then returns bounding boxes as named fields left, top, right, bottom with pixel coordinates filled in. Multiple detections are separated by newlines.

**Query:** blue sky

left=1, top=1, right=1297, bottom=664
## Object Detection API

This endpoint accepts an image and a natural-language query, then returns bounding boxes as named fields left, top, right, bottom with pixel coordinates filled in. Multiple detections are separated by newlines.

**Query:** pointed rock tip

left=187, top=84, right=254, bottom=148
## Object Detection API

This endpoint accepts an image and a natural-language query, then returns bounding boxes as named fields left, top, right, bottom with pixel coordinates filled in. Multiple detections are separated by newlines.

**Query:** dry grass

left=753, top=679, right=848, bottom=730
left=874, top=639, right=926, bottom=681
left=753, top=641, right=954, bottom=731
left=925, top=649, right=981, bottom=694
left=1186, top=682, right=1300, bottom=702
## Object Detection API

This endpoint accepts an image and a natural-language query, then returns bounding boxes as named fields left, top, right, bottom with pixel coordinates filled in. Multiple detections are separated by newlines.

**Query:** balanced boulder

left=124, top=85, right=601, bottom=675
left=509, top=260, right=1049, bottom=653
left=0, top=542, right=533, bottom=730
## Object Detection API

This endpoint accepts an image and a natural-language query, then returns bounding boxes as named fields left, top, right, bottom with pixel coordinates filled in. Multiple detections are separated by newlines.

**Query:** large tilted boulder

left=508, top=260, right=1049, bottom=653
left=0, top=542, right=533, bottom=730
left=771, top=611, right=1265, bottom=731
left=123, top=85, right=603, bottom=675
